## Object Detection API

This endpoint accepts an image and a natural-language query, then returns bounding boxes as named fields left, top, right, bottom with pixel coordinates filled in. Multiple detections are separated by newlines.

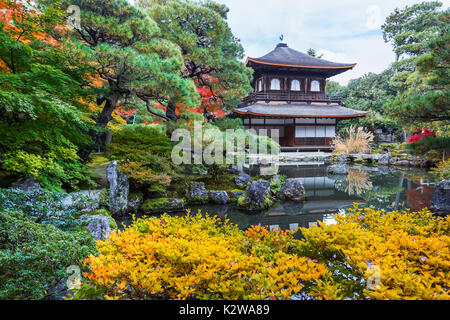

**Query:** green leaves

left=0, top=2, right=95, bottom=190
left=146, top=0, right=252, bottom=112
left=0, top=210, right=96, bottom=299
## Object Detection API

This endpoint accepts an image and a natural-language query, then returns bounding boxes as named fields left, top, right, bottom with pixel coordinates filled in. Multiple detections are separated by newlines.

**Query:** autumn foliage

left=80, top=211, right=327, bottom=300
left=76, top=205, right=450, bottom=300
left=300, top=204, right=450, bottom=300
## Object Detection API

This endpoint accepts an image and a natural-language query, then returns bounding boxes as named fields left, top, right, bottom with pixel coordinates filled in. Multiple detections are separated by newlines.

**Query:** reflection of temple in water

left=244, top=164, right=366, bottom=231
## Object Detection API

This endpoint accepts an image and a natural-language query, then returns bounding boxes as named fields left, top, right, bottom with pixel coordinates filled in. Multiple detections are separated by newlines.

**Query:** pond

left=117, top=164, right=440, bottom=233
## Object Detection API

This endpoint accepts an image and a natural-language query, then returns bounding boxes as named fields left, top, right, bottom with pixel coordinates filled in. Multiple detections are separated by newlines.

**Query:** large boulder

left=430, top=179, right=450, bottom=215
left=107, top=161, right=129, bottom=216
left=280, top=178, right=305, bottom=202
left=378, top=151, right=390, bottom=166
left=239, top=179, right=272, bottom=210
left=235, top=173, right=251, bottom=186
left=11, top=174, right=41, bottom=192
left=82, top=214, right=112, bottom=240
left=209, top=191, right=229, bottom=204
left=189, top=182, right=208, bottom=202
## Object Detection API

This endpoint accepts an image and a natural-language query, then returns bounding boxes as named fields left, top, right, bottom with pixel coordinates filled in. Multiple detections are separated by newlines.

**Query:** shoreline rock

left=107, top=161, right=129, bottom=217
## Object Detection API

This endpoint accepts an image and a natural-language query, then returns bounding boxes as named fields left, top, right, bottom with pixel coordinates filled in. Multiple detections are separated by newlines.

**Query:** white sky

left=216, top=0, right=450, bottom=85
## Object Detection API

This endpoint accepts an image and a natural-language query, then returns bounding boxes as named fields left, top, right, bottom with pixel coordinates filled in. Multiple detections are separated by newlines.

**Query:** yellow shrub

left=299, top=204, right=450, bottom=300
left=76, top=206, right=449, bottom=300
left=80, top=211, right=327, bottom=300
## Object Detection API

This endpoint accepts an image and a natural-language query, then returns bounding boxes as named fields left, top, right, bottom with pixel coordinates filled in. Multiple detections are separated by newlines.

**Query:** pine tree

left=143, top=0, right=253, bottom=119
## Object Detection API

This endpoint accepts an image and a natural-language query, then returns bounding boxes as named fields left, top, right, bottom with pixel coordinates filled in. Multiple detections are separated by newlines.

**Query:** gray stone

left=323, top=157, right=332, bottom=165
left=82, top=214, right=112, bottom=240
left=327, top=164, right=348, bottom=175
left=337, top=154, right=347, bottom=164
left=107, top=161, right=129, bottom=217
left=430, top=179, right=450, bottom=214
left=244, top=179, right=272, bottom=209
left=61, top=189, right=104, bottom=213
left=394, top=160, right=410, bottom=167
left=280, top=178, right=305, bottom=202
left=231, top=190, right=245, bottom=198
left=166, top=198, right=184, bottom=211
left=378, top=151, right=390, bottom=166
left=189, top=182, right=208, bottom=201
left=209, top=191, right=229, bottom=204
left=389, top=157, right=399, bottom=165
left=11, top=174, right=41, bottom=192
left=235, top=173, right=251, bottom=186
left=128, top=192, right=144, bottom=212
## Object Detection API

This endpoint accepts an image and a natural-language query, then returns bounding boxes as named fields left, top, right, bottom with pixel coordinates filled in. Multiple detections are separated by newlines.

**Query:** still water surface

left=119, top=164, right=439, bottom=232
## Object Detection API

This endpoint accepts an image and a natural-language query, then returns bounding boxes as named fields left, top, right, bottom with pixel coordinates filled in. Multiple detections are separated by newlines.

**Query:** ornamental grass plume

left=344, top=168, right=373, bottom=196
left=332, top=126, right=374, bottom=154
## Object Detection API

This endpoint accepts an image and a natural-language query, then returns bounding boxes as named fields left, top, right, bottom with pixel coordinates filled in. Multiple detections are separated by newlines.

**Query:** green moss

left=237, top=195, right=247, bottom=207
left=141, top=198, right=171, bottom=213
left=190, top=195, right=207, bottom=204
left=86, top=154, right=110, bottom=180
left=109, top=217, right=118, bottom=230
left=198, top=173, right=237, bottom=192
left=237, top=192, right=273, bottom=211
left=87, top=209, right=111, bottom=217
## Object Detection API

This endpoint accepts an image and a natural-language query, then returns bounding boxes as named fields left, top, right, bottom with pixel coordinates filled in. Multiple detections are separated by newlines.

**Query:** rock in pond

left=166, top=198, right=185, bottom=211
left=209, top=191, right=229, bottom=204
left=189, top=182, right=208, bottom=202
left=141, top=198, right=184, bottom=213
left=280, top=178, right=305, bottom=202
left=430, top=179, right=450, bottom=215
left=239, top=179, right=272, bottom=210
left=327, top=164, right=348, bottom=175
left=107, top=161, right=129, bottom=217
left=11, top=174, right=41, bottom=192
left=235, top=173, right=251, bottom=186
left=378, top=151, right=390, bottom=166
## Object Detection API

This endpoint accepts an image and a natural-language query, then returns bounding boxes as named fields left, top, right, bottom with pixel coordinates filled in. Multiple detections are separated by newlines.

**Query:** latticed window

left=311, top=80, right=320, bottom=92
left=270, top=78, right=281, bottom=90
left=291, top=79, right=300, bottom=91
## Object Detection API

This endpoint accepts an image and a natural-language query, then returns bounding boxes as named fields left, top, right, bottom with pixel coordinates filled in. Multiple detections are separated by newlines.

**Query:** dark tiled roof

left=233, top=102, right=369, bottom=118
left=247, top=43, right=356, bottom=70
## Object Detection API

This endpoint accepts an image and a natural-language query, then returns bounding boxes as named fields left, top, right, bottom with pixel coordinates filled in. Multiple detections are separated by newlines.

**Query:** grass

left=332, top=126, right=374, bottom=154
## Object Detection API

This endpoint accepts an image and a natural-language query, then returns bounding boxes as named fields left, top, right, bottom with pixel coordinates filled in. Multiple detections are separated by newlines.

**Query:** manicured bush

left=77, top=211, right=327, bottom=300
left=0, top=188, right=85, bottom=231
left=432, top=159, right=450, bottom=180
left=406, top=136, right=450, bottom=156
left=0, top=210, right=96, bottom=299
left=108, top=125, right=177, bottom=194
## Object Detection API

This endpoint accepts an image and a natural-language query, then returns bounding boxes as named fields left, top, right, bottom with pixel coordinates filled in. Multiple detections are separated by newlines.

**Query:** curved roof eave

left=246, top=57, right=357, bottom=70
left=232, top=109, right=369, bottom=118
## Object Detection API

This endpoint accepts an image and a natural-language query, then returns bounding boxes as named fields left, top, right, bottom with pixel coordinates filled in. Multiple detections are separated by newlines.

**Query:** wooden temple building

left=231, top=43, right=369, bottom=151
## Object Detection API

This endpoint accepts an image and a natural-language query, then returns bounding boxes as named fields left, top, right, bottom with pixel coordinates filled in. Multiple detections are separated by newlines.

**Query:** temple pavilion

left=230, top=42, right=369, bottom=151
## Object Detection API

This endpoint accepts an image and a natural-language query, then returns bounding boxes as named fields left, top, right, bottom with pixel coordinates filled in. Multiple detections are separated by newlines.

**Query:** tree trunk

left=78, top=93, right=119, bottom=161
left=165, top=101, right=179, bottom=120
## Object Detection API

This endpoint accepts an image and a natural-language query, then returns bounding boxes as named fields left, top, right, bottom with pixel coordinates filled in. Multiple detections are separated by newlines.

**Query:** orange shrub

left=79, top=211, right=327, bottom=300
